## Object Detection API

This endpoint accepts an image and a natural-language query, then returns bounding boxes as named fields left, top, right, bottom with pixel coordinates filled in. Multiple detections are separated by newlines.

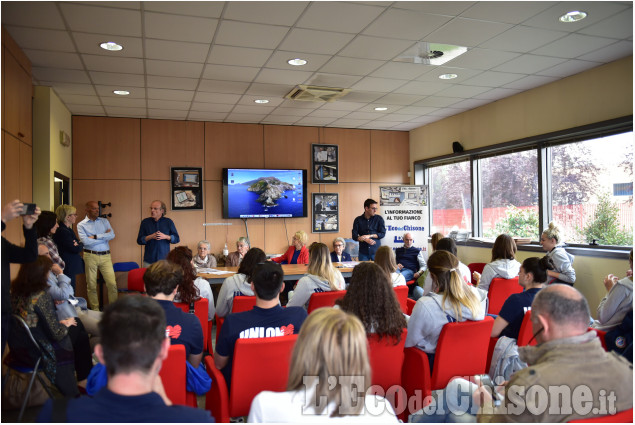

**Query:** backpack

left=605, top=309, right=633, bottom=363
left=488, top=336, right=527, bottom=383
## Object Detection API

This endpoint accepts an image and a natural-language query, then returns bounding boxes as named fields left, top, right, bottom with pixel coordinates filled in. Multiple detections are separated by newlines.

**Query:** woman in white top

left=248, top=308, right=398, bottom=423
left=166, top=246, right=215, bottom=321
left=192, top=240, right=217, bottom=270
left=592, top=249, right=633, bottom=331
left=287, top=243, right=345, bottom=309
left=540, top=222, right=576, bottom=285
left=374, top=246, right=407, bottom=287
left=473, top=234, right=521, bottom=291
left=215, top=247, right=267, bottom=318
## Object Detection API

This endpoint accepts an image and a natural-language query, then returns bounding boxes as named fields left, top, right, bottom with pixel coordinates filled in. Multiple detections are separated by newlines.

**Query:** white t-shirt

left=174, top=277, right=215, bottom=320
left=248, top=389, right=399, bottom=423
left=390, top=272, right=407, bottom=287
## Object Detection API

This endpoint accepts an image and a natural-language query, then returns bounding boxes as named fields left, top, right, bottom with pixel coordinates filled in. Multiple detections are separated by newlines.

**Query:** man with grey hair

left=330, top=237, right=351, bottom=264
left=226, top=237, right=249, bottom=267
left=395, top=232, right=426, bottom=282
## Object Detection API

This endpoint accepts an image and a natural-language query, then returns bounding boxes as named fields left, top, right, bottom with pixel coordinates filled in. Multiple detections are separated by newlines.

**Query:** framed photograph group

left=171, top=167, right=203, bottom=210
left=312, top=144, right=338, bottom=184
left=312, top=193, right=339, bottom=233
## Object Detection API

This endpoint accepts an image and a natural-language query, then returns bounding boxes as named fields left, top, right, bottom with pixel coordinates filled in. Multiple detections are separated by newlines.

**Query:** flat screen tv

left=222, top=168, right=307, bottom=219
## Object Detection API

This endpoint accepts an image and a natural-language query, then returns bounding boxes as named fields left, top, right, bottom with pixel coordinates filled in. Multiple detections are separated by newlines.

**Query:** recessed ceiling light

left=559, top=11, right=587, bottom=22
left=439, top=73, right=458, bottom=80
left=254, top=99, right=269, bottom=104
left=374, top=107, right=388, bottom=111
left=100, top=41, right=123, bottom=51
left=113, top=90, right=129, bottom=96
left=287, top=58, right=307, bottom=66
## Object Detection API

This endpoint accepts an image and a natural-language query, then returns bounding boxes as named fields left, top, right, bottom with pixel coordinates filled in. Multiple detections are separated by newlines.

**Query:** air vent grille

left=285, top=85, right=351, bottom=102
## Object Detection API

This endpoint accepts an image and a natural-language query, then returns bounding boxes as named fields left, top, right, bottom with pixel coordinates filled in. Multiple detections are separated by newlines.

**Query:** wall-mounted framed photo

left=171, top=167, right=203, bottom=210
left=312, top=193, right=339, bottom=233
left=312, top=144, right=338, bottom=184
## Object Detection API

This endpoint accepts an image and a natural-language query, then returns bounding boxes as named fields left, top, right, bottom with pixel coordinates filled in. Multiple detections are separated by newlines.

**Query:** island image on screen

left=223, top=168, right=307, bottom=218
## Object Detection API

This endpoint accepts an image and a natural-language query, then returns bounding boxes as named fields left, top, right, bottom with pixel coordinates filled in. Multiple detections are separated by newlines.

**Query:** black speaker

left=452, top=141, right=464, bottom=153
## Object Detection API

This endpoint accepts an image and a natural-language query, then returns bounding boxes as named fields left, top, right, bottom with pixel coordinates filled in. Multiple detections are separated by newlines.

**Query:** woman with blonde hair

left=374, top=246, right=406, bottom=287
left=287, top=243, right=344, bottom=309
left=271, top=230, right=309, bottom=265
left=248, top=308, right=398, bottom=422
left=52, top=204, right=84, bottom=290
left=540, top=222, right=576, bottom=285
left=406, top=250, right=487, bottom=370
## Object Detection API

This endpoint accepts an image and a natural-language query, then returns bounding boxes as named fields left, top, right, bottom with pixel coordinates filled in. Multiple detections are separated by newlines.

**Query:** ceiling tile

left=394, top=105, right=437, bottom=115
left=5, top=26, right=75, bottom=52
left=461, top=70, right=526, bottom=87
left=45, top=82, right=96, bottom=96
left=244, top=83, right=293, bottom=97
left=1, top=2, right=66, bottom=29
left=339, top=36, right=414, bottom=60
left=578, top=10, right=633, bottom=39
left=147, top=88, right=194, bottom=101
left=58, top=94, right=102, bottom=106
left=307, top=109, right=348, bottom=118
left=190, top=102, right=234, bottom=112
left=253, top=68, right=313, bottom=85
left=319, top=56, right=384, bottom=77
left=415, top=67, right=482, bottom=83
left=391, top=122, right=423, bottom=130
left=104, top=106, right=147, bottom=117
left=392, top=2, right=474, bottom=15
left=64, top=104, right=107, bottom=115
left=79, top=2, right=141, bottom=10
left=536, top=60, right=601, bottom=77
left=94, top=85, right=146, bottom=98
left=270, top=107, right=312, bottom=117
left=143, top=1, right=224, bottom=18
left=375, top=93, right=423, bottom=106
left=187, top=111, right=228, bottom=121
left=278, top=100, right=321, bottom=109
left=351, top=76, right=406, bottom=92
left=341, top=91, right=385, bottom=103
left=224, top=1, right=308, bottom=26
left=147, top=99, right=191, bottom=110
left=32, top=67, right=91, bottom=84
left=394, top=80, right=450, bottom=96
left=59, top=3, right=142, bottom=36
left=319, top=101, right=367, bottom=111
left=503, top=75, right=559, bottom=90
left=101, top=97, right=147, bottom=107
left=23, top=50, right=84, bottom=70
left=363, top=8, right=451, bottom=40
left=447, top=48, right=521, bottom=70
left=198, top=80, right=249, bottom=94
left=370, top=62, right=430, bottom=80
left=207, top=45, right=273, bottom=67
left=473, top=87, right=522, bottom=100
left=297, top=2, right=384, bottom=34
left=145, top=75, right=198, bottom=90
left=148, top=109, right=188, bottom=119
left=89, top=71, right=145, bottom=86
left=226, top=112, right=269, bottom=122
left=460, top=2, right=555, bottom=24
left=144, top=12, right=217, bottom=43
left=279, top=28, right=355, bottom=55
left=447, top=98, right=491, bottom=109
left=412, top=96, right=461, bottom=107
left=73, top=34, right=144, bottom=58
left=202, top=65, right=260, bottom=82
left=577, top=40, right=633, bottom=62
left=531, top=33, right=619, bottom=59
left=264, top=51, right=332, bottom=71
left=307, top=73, right=362, bottom=88
left=425, top=18, right=513, bottom=47
left=346, top=111, right=386, bottom=120
left=82, top=54, right=144, bottom=73
left=145, top=39, right=210, bottom=62
left=294, top=117, right=337, bottom=126
left=522, top=2, right=631, bottom=32
left=215, top=21, right=289, bottom=49
left=329, top=118, right=371, bottom=128
left=493, top=54, right=566, bottom=74
left=479, top=25, right=567, bottom=53
left=381, top=113, right=421, bottom=122
left=146, top=60, right=204, bottom=78
left=262, top=115, right=299, bottom=124
left=238, top=95, right=284, bottom=107
left=232, top=105, right=276, bottom=115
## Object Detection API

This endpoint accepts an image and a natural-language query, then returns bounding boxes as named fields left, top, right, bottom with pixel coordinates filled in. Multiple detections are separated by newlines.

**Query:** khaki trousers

left=84, top=252, right=118, bottom=310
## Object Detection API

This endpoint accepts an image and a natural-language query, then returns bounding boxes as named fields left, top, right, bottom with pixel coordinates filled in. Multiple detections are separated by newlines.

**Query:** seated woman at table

left=192, top=240, right=217, bottom=270
left=287, top=243, right=345, bottom=309
left=166, top=246, right=215, bottom=321
left=225, top=237, right=250, bottom=267
left=374, top=246, right=407, bottom=287
left=216, top=248, right=267, bottom=318
left=330, top=237, right=351, bottom=264
left=271, top=231, right=309, bottom=265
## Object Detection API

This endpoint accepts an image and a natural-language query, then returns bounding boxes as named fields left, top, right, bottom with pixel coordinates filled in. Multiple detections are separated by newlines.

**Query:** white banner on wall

left=379, top=185, right=429, bottom=258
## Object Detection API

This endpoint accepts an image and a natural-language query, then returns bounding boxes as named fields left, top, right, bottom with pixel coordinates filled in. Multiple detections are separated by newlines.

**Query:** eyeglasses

left=334, top=244, right=344, bottom=247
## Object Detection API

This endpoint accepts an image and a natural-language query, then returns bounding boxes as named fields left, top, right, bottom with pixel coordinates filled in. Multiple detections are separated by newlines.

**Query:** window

left=428, top=161, right=471, bottom=235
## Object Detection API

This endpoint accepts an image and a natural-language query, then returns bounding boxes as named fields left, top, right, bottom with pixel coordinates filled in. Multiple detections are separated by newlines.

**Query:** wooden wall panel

left=205, top=122, right=264, bottom=181
left=19, top=142, right=32, bottom=202
left=263, top=125, right=318, bottom=170
left=73, top=116, right=140, bottom=180
left=140, top=120, right=204, bottom=180
left=370, top=130, right=410, bottom=183
left=322, top=128, right=370, bottom=183
left=72, top=179, right=142, bottom=265
left=3, top=132, right=22, bottom=244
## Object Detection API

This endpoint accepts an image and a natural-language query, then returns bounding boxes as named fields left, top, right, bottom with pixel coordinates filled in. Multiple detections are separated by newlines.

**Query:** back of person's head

left=491, top=234, right=517, bottom=261
left=531, top=284, right=590, bottom=333
left=143, top=260, right=182, bottom=297
left=336, top=262, right=406, bottom=341
left=251, top=261, right=284, bottom=301
left=430, top=232, right=444, bottom=251
left=522, top=256, right=555, bottom=284
left=542, top=222, right=561, bottom=243
left=55, top=204, right=76, bottom=223
left=11, top=256, right=52, bottom=298
left=308, top=241, right=321, bottom=254
left=35, top=211, right=57, bottom=238
left=307, top=243, right=340, bottom=291
left=99, top=295, right=166, bottom=376
left=363, top=198, right=377, bottom=209
left=166, top=246, right=199, bottom=304
left=238, top=247, right=267, bottom=278
left=287, top=308, right=370, bottom=417
left=374, top=245, right=398, bottom=274
left=427, top=250, right=481, bottom=320
left=435, top=237, right=458, bottom=256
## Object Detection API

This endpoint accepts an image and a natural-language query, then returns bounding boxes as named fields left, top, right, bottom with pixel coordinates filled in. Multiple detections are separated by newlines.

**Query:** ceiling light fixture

left=439, top=73, right=458, bottom=80
left=287, top=58, right=307, bottom=66
left=374, top=107, right=388, bottom=111
left=113, top=90, right=129, bottom=96
left=254, top=99, right=269, bottom=104
left=559, top=11, right=587, bottom=22
left=100, top=41, right=123, bottom=51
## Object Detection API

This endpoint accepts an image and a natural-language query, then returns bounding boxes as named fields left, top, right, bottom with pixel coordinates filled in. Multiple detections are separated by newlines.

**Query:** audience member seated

left=411, top=285, right=633, bottom=422
left=144, top=260, right=203, bottom=368
left=192, top=240, right=217, bottom=270
left=10, top=256, right=92, bottom=397
left=35, top=210, right=65, bottom=270
left=430, top=232, right=444, bottom=251
left=37, top=295, right=215, bottom=422
left=330, top=237, right=351, bottom=263
left=374, top=246, right=407, bottom=287
left=406, top=250, right=487, bottom=370
left=395, top=232, right=427, bottom=282
left=592, top=248, right=633, bottom=331
left=248, top=308, right=399, bottom=423
left=225, top=237, right=249, bottom=267
left=473, top=234, right=520, bottom=291
left=287, top=243, right=345, bottom=308
left=167, top=246, right=215, bottom=321
left=336, top=262, right=406, bottom=337
left=216, top=248, right=267, bottom=318
left=490, top=256, right=552, bottom=339
left=540, top=221, right=576, bottom=285
left=417, top=237, right=471, bottom=297
left=271, top=230, right=309, bottom=265
left=214, top=262, right=307, bottom=388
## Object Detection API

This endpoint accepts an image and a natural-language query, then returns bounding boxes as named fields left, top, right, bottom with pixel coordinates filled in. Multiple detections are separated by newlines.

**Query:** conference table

left=198, top=263, right=356, bottom=285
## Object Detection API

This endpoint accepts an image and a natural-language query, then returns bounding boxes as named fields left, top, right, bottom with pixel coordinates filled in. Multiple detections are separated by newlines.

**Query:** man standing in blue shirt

left=77, top=201, right=117, bottom=310
left=352, top=198, right=386, bottom=261
left=137, top=200, right=180, bottom=267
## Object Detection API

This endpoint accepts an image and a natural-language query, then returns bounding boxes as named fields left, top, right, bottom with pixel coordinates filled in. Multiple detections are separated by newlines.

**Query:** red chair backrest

left=393, top=286, right=408, bottom=313
left=569, top=407, right=633, bottom=423
left=307, top=290, right=346, bottom=314
left=589, top=328, right=609, bottom=351
left=213, top=314, right=224, bottom=350
left=159, top=345, right=187, bottom=405
left=406, top=298, right=417, bottom=316
left=517, top=310, right=536, bottom=346
left=432, top=316, right=494, bottom=390
left=174, top=298, right=209, bottom=351
left=127, top=267, right=147, bottom=292
left=487, top=277, right=522, bottom=315
left=204, top=356, right=230, bottom=423
left=229, top=334, right=298, bottom=417
left=468, top=263, right=487, bottom=286
left=368, top=329, right=407, bottom=391
left=232, top=296, right=257, bottom=313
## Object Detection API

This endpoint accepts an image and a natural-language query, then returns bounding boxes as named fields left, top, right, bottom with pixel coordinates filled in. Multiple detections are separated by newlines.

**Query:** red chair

left=205, top=356, right=230, bottom=423
left=468, top=262, right=487, bottom=286
left=213, top=296, right=257, bottom=350
left=406, top=298, right=416, bottom=316
left=569, top=407, right=633, bottom=423
left=368, top=329, right=407, bottom=418
left=589, top=328, right=609, bottom=351
left=159, top=344, right=197, bottom=407
left=127, top=267, right=147, bottom=293
left=487, top=277, right=522, bottom=315
left=175, top=298, right=209, bottom=352
left=307, top=290, right=346, bottom=314
left=517, top=310, right=536, bottom=347
left=393, top=286, right=408, bottom=313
